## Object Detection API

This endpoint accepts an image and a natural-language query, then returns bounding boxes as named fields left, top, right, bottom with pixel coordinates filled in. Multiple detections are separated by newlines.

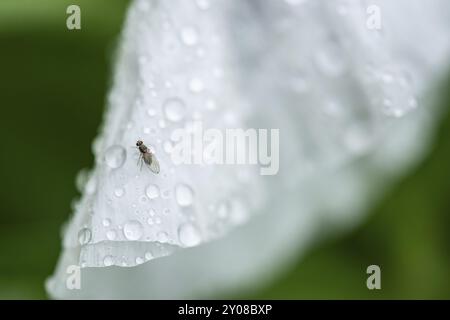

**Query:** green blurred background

left=0, top=0, right=449, bottom=299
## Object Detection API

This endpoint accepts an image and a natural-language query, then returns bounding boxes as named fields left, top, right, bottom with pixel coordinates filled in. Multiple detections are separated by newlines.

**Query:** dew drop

left=147, top=218, right=154, bottom=225
left=180, top=26, right=199, bottom=46
left=217, top=201, right=230, bottom=219
left=157, top=231, right=169, bottom=243
left=135, top=257, right=144, bottom=265
left=102, top=218, right=111, bottom=227
left=189, top=78, right=204, bottom=93
left=175, top=184, right=194, bottom=207
left=78, top=227, right=92, bottom=245
left=146, top=184, right=160, bottom=199
left=145, top=252, right=153, bottom=260
left=178, top=223, right=201, bottom=247
left=114, top=187, right=125, bottom=198
left=123, top=220, right=144, bottom=240
left=106, top=230, right=117, bottom=240
left=147, top=108, right=156, bottom=117
left=104, top=145, right=126, bottom=169
left=103, top=255, right=114, bottom=267
left=163, top=97, right=186, bottom=122
left=196, top=0, right=210, bottom=10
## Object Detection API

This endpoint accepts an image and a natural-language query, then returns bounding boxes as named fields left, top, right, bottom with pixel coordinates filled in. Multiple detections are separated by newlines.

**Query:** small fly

left=136, top=140, right=160, bottom=174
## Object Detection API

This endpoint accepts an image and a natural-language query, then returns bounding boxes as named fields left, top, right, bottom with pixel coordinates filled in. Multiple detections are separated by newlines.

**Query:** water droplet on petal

left=135, top=257, right=144, bottom=265
left=147, top=108, right=156, bottom=117
left=102, top=219, right=111, bottom=227
left=189, top=78, right=204, bottom=93
left=106, top=230, right=117, bottom=240
left=146, top=184, right=160, bottom=199
left=123, top=220, right=144, bottom=240
left=217, top=201, right=230, bottom=219
left=104, top=145, right=126, bottom=169
left=78, top=227, right=92, bottom=245
left=163, top=97, right=186, bottom=122
left=175, top=184, right=194, bottom=207
left=196, top=0, right=210, bottom=10
left=145, top=252, right=153, bottom=260
left=180, top=26, right=199, bottom=46
left=157, top=231, right=169, bottom=243
left=103, top=255, right=114, bottom=267
left=178, top=223, right=201, bottom=247
left=114, top=187, right=125, bottom=198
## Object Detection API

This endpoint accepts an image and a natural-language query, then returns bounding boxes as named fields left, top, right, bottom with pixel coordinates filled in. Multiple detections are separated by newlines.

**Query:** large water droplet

left=163, top=97, right=186, bottom=122
left=146, top=184, right=160, bottom=199
left=178, top=223, right=201, bottom=247
left=104, top=145, right=126, bottom=169
left=180, top=26, right=199, bottom=46
left=196, top=0, right=210, bottom=10
left=123, top=220, right=144, bottom=240
left=78, top=227, right=92, bottom=245
left=103, top=255, right=114, bottom=267
left=175, top=184, right=194, bottom=207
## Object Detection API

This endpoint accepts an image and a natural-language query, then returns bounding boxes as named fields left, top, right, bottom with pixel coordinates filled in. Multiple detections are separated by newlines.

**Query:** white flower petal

left=47, top=0, right=450, bottom=298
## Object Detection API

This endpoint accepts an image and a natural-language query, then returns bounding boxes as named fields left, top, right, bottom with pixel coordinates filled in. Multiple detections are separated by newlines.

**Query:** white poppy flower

left=47, top=0, right=450, bottom=299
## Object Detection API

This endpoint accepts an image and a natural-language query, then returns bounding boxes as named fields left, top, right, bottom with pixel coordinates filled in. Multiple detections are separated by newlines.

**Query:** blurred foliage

left=0, top=0, right=449, bottom=299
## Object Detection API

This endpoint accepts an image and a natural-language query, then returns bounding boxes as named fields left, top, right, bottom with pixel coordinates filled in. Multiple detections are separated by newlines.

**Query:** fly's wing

left=143, top=153, right=160, bottom=174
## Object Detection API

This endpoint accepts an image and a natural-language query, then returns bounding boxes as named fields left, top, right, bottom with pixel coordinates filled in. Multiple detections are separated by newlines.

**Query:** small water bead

left=114, top=187, right=125, bottom=198
left=147, top=108, right=157, bottom=117
left=178, top=223, right=201, bottom=247
left=106, top=230, right=117, bottom=240
left=104, top=145, right=127, bottom=169
left=135, top=257, right=144, bottom=265
left=140, top=195, right=148, bottom=203
left=175, top=184, right=194, bottom=207
left=146, top=184, right=160, bottom=199
left=155, top=217, right=162, bottom=224
left=163, top=97, right=186, bottom=122
left=147, top=218, right=154, bottom=225
left=75, top=169, right=89, bottom=192
left=216, top=201, right=230, bottom=219
left=205, top=99, right=217, bottom=110
left=145, top=252, right=153, bottom=260
left=123, top=220, right=144, bottom=240
left=85, top=176, right=97, bottom=195
left=78, top=227, right=92, bottom=245
left=102, top=219, right=111, bottom=227
left=196, top=0, right=210, bottom=10
left=180, top=26, right=199, bottom=46
left=189, top=78, right=204, bottom=93
left=158, top=119, right=167, bottom=128
left=157, top=231, right=169, bottom=243
left=103, top=255, right=114, bottom=267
